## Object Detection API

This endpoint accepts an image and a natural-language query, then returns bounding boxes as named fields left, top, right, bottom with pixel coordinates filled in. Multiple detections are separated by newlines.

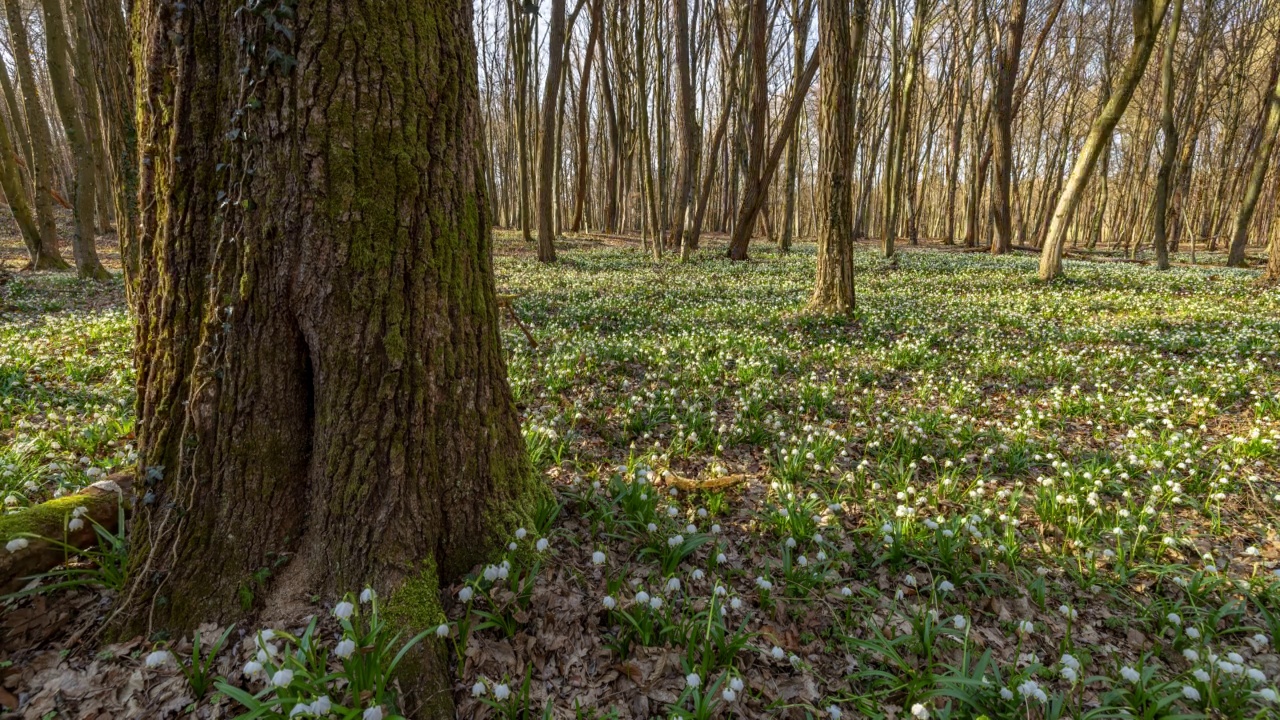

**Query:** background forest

left=0, top=1, right=1278, bottom=719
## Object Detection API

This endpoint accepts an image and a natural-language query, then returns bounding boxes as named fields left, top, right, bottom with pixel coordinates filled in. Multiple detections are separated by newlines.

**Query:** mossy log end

left=0, top=474, right=130, bottom=592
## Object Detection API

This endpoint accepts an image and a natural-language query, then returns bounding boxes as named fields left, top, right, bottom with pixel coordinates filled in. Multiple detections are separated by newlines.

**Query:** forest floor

left=1, top=229, right=1279, bottom=719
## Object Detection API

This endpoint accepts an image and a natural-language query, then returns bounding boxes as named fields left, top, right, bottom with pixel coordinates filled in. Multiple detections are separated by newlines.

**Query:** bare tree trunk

left=1039, top=0, right=1172, bottom=281
left=536, top=0, right=566, bottom=262
left=122, top=4, right=534, bottom=717
left=3, top=0, right=68, bottom=270
left=671, top=0, right=701, bottom=258
left=39, top=0, right=110, bottom=280
left=570, top=0, right=603, bottom=232
left=780, top=0, right=812, bottom=254
left=990, top=0, right=1027, bottom=256
left=811, top=0, right=865, bottom=312
left=1151, top=0, right=1183, bottom=270
left=86, top=0, right=140, bottom=295
left=0, top=101, right=44, bottom=266
left=1227, top=50, right=1280, bottom=268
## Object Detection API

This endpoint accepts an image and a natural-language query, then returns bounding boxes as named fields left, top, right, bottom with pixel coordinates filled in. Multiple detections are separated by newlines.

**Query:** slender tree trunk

left=1227, top=53, right=1280, bottom=268
left=39, top=0, right=110, bottom=280
left=990, top=0, right=1027, bottom=256
left=66, top=0, right=113, bottom=233
left=536, top=0, right=566, bottom=262
left=122, top=4, right=534, bottom=717
left=570, top=0, right=602, bottom=232
left=0, top=104, right=44, bottom=266
left=780, top=0, right=812, bottom=254
left=1038, top=0, right=1172, bottom=280
left=726, top=35, right=818, bottom=260
left=671, top=0, right=701, bottom=258
left=1151, top=0, right=1183, bottom=270
left=86, top=0, right=140, bottom=295
left=3, top=0, right=68, bottom=270
left=811, top=0, right=865, bottom=312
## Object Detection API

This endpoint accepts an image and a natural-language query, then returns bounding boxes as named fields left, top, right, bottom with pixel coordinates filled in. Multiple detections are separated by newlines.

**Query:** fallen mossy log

left=1, top=474, right=130, bottom=592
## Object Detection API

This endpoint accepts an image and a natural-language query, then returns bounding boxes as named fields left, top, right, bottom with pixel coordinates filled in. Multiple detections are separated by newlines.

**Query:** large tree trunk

left=810, top=0, right=864, bottom=312
left=1227, top=50, right=1280, bottom=269
left=39, top=0, right=110, bottom=280
left=3, top=0, right=68, bottom=270
left=1038, top=0, right=1172, bottom=280
left=536, top=0, right=566, bottom=262
left=1151, top=0, right=1183, bottom=270
left=123, top=3, right=535, bottom=716
left=990, top=0, right=1027, bottom=256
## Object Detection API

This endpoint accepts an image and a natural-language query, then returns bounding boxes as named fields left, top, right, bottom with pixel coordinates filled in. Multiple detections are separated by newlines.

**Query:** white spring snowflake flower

left=144, top=650, right=172, bottom=668
left=685, top=672, right=700, bottom=688
left=68, top=518, right=85, bottom=532
left=903, top=574, right=917, bottom=587
left=649, top=596, right=663, bottom=609
left=1016, top=620, right=1034, bottom=635
left=1186, top=627, right=1200, bottom=639
left=1246, top=668, right=1266, bottom=683
left=771, top=646, right=785, bottom=660
left=730, top=677, right=744, bottom=692
left=1167, top=613, right=1181, bottom=626
left=1060, top=654, right=1080, bottom=671
left=312, top=696, right=331, bottom=714
left=493, top=683, right=511, bottom=700
left=6, top=538, right=29, bottom=553
left=272, top=668, right=294, bottom=688
left=826, top=706, right=843, bottom=719
left=592, top=551, right=606, bottom=565
left=515, top=527, right=528, bottom=539
left=1000, top=688, right=1014, bottom=700
left=435, top=624, right=449, bottom=637
left=722, top=687, right=737, bottom=701
left=458, top=587, right=474, bottom=602
left=334, top=601, right=354, bottom=620
left=665, top=577, right=681, bottom=593
left=910, top=703, right=929, bottom=719
left=716, top=553, right=727, bottom=563
left=363, top=707, right=384, bottom=720
left=938, top=580, right=954, bottom=593
left=841, top=587, right=852, bottom=597
left=243, top=660, right=264, bottom=676
left=1181, top=686, right=1200, bottom=702
left=360, top=587, right=376, bottom=603
left=711, top=524, right=722, bottom=534
left=472, top=681, right=486, bottom=697
left=602, top=595, right=616, bottom=610
left=785, top=537, right=797, bottom=548
left=289, top=703, right=310, bottom=717
left=685, top=523, right=697, bottom=534
left=667, top=534, right=684, bottom=547
left=1182, top=649, right=1199, bottom=662
left=1059, top=604, right=1078, bottom=621
left=335, top=639, right=356, bottom=659
left=536, top=538, right=550, bottom=552
left=691, top=569, right=704, bottom=580
left=1257, top=688, right=1277, bottom=703
left=1062, top=666, right=1078, bottom=683
left=1120, top=666, right=1141, bottom=683
left=647, top=522, right=658, bottom=532
left=730, top=598, right=743, bottom=610
left=635, top=591, right=650, bottom=604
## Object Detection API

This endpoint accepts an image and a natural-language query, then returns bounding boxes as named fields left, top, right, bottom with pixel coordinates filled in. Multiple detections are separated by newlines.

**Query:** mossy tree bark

left=3, top=0, right=68, bottom=270
left=122, top=2, right=534, bottom=716
left=0, top=102, right=45, bottom=266
left=810, top=0, right=865, bottom=313
left=39, top=0, right=110, bottom=280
